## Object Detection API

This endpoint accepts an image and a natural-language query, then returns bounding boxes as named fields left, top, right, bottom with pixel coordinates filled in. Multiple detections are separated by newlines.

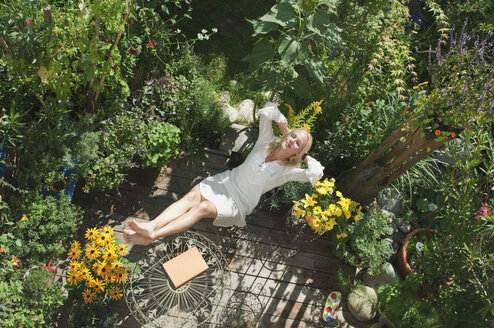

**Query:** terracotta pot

left=397, top=227, right=439, bottom=277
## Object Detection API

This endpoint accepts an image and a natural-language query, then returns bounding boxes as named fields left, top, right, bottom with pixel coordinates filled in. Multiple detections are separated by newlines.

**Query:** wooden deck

left=67, top=149, right=366, bottom=328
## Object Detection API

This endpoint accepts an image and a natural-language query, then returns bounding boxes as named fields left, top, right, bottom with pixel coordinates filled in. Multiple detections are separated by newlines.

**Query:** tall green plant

left=243, top=0, right=341, bottom=99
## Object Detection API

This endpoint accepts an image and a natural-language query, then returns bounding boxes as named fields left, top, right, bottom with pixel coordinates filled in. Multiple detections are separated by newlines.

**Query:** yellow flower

left=116, top=244, right=128, bottom=256
left=302, top=123, right=311, bottom=131
left=335, top=207, right=342, bottom=217
left=96, top=233, right=111, bottom=247
left=326, top=217, right=336, bottom=229
left=301, top=194, right=317, bottom=208
left=102, top=226, right=114, bottom=236
left=85, top=227, right=99, bottom=241
left=20, top=214, right=29, bottom=222
left=354, top=206, right=362, bottom=222
left=111, top=260, right=124, bottom=271
left=82, top=289, right=96, bottom=303
left=79, top=266, right=93, bottom=281
left=114, top=269, right=128, bottom=284
left=69, top=260, right=82, bottom=272
left=89, top=278, right=105, bottom=292
left=96, top=262, right=112, bottom=278
left=71, top=241, right=81, bottom=250
left=102, top=246, right=117, bottom=263
left=286, top=104, right=295, bottom=117
left=66, top=270, right=82, bottom=286
left=313, top=206, right=323, bottom=215
left=109, top=287, right=123, bottom=300
left=337, top=233, right=348, bottom=239
left=85, top=244, right=101, bottom=261
left=67, top=248, right=81, bottom=260
left=292, top=206, right=305, bottom=219
left=103, top=274, right=114, bottom=284
left=336, top=191, right=342, bottom=198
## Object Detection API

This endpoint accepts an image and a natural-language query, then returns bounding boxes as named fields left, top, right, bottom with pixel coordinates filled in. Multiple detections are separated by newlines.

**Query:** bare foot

left=123, top=229, right=152, bottom=246
left=128, top=219, right=155, bottom=240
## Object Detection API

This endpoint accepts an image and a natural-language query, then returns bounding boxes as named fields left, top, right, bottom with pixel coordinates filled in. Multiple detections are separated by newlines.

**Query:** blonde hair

left=264, top=128, right=313, bottom=167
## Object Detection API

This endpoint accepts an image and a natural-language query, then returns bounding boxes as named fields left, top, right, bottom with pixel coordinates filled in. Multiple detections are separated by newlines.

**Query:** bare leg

left=152, top=199, right=217, bottom=239
left=128, top=184, right=202, bottom=240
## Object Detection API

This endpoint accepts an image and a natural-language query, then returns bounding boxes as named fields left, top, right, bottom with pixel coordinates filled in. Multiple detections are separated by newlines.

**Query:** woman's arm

left=276, top=121, right=291, bottom=135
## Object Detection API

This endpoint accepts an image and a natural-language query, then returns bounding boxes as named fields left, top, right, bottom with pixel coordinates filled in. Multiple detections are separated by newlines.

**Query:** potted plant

left=396, top=227, right=439, bottom=277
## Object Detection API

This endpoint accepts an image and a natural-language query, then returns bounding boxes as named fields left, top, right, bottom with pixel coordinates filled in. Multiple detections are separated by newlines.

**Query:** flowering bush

left=286, top=100, right=323, bottom=132
left=292, top=177, right=362, bottom=236
left=65, top=226, right=130, bottom=304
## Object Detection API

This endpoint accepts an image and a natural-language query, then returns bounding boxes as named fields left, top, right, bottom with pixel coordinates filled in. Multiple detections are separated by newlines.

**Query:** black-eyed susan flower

left=67, top=270, right=82, bottom=285
left=116, top=243, right=128, bottom=256
left=96, top=262, right=111, bottom=278
left=85, top=243, right=101, bottom=261
left=67, top=247, right=81, bottom=260
left=109, top=287, right=123, bottom=300
left=102, top=226, right=114, bottom=236
left=102, top=247, right=118, bottom=263
left=85, top=227, right=99, bottom=241
left=111, top=260, right=124, bottom=271
left=96, top=233, right=110, bottom=247
left=89, top=277, right=105, bottom=292
left=82, top=289, right=96, bottom=303
left=114, top=269, right=128, bottom=284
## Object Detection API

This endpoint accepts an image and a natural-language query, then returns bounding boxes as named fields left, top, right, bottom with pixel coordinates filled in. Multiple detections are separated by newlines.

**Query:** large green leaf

left=243, top=39, right=274, bottom=67
left=291, top=76, right=312, bottom=99
left=278, top=34, right=308, bottom=65
left=275, top=1, right=298, bottom=24
left=303, top=59, right=325, bottom=83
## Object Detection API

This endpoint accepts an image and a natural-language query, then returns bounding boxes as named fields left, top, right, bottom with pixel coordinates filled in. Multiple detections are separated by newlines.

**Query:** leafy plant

left=336, top=208, right=393, bottom=275
left=141, top=121, right=181, bottom=167
left=417, top=24, right=494, bottom=137
left=8, top=191, right=83, bottom=264
left=244, top=0, right=341, bottom=100
left=68, top=302, right=119, bottom=328
left=0, top=267, right=64, bottom=328
left=15, top=107, right=100, bottom=192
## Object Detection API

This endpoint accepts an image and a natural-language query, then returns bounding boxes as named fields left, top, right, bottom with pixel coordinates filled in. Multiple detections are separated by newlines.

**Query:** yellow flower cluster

left=286, top=100, right=324, bottom=131
left=66, top=226, right=129, bottom=303
left=293, top=178, right=362, bottom=236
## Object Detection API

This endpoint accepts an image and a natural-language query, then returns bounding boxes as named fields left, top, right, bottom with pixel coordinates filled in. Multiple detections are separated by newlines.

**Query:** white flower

left=212, top=28, right=218, bottom=33
left=197, top=33, right=204, bottom=40
left=175, top=28, right=181, bottom=33
left=201, top=29, right=208, bottom=34
left=204, top=35, right=209, bottom=40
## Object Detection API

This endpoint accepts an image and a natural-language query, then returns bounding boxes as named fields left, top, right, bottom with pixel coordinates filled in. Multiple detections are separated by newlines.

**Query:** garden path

left=61, top=149, right=367, bottom=328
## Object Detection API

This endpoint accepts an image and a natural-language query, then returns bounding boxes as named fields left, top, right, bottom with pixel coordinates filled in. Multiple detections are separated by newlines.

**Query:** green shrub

left=9, top=192, right=82, bottom=264
left=336, top=208, right=393, bottom=274
left=69, top=302, right=119, bottom=328
left=0, top=268, right=64, bottom=328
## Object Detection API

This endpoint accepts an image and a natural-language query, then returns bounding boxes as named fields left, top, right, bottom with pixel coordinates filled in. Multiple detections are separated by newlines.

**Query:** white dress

left=200, top=102, right=325, bottom=227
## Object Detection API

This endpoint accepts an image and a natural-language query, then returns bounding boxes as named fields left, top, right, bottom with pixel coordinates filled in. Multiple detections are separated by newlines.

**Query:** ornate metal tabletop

left=124, top=231, right=229, bottom=327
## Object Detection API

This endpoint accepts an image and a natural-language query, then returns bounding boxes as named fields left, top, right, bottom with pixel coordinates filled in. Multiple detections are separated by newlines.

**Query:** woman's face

left=281, top=129, right=308, bottom=158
